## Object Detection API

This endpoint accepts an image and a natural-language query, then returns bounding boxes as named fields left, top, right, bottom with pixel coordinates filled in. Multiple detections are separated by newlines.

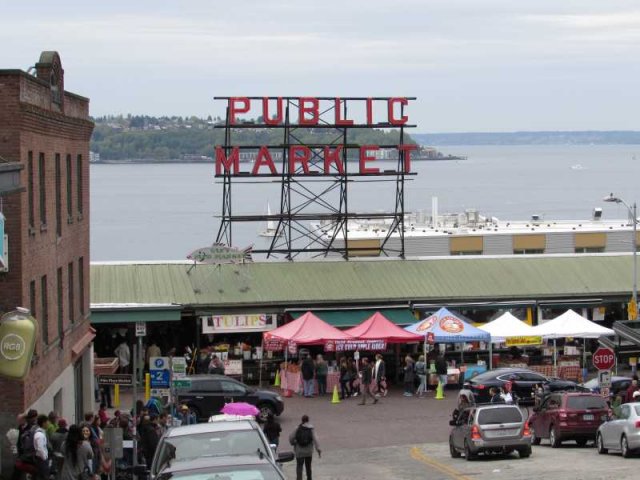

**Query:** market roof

left=90, top=254, right=635, bottom=310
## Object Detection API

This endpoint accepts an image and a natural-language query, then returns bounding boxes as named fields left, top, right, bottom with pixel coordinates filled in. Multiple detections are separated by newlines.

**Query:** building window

left=29, top=280, right=37, bottom=318
left=79, top=257, right=85, bottom=316
left=450, top=251, right=483, bottom=256
left=66, top=154, right=73, bottom=221
left=513, top=249, right=545, bottom=255
left=41, top=275, right=49, bottom=345
left=57, top=267, right=63, bottom=340
left=55, top=154, right=62, bottom=237
left=575, top=247, right=605, bottom=254
left=28, top=151, right=35, bottom=229
left=77, top=154, right=83, bottom=217
left=39, top=153, right=46, bottom=227
left=68, top=263, right=74, bottom=324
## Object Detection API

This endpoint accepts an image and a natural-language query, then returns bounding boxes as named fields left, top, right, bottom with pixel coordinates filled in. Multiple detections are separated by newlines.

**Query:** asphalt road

left=275, top=387, right=640, bottom=480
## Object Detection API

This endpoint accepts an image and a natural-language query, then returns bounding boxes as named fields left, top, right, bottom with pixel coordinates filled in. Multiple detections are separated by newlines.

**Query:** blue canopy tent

left=405, top=308, right=491, bottom=371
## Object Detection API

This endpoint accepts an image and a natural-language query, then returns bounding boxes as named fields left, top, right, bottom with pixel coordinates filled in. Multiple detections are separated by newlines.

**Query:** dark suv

left=449, top=404, right=532, bottom=460
left=529, top=392, right=610, bottom=447
left=176, top=375, right=284, bottom=422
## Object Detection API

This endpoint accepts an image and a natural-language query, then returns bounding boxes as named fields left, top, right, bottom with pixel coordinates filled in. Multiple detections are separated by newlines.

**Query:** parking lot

left=275, top=388, right=640, bottom=480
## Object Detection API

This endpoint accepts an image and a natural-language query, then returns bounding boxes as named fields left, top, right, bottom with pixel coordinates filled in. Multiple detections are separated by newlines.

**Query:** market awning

left=289, top=308, right=417, bottom=327
left=90, top=306, right=182, bottom=324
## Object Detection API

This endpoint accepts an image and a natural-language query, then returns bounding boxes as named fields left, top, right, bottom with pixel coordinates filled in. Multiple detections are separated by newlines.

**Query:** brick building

left=0, top=52, right=94, bottom=472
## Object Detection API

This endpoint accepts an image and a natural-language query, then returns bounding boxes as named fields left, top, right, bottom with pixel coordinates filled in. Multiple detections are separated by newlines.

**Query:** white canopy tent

left=530, top=309, right=615, bottom=371
left=480, top=312, right=535, bottom=343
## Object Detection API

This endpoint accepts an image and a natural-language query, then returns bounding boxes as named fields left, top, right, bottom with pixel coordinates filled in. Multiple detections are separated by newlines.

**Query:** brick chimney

left=35, top=51, right=64, bottom=112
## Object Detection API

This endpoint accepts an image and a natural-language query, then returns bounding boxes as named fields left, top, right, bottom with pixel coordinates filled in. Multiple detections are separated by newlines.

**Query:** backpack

left=19, top=426, right=37, bottom=461
left=294, top=426, right=313, bottom=447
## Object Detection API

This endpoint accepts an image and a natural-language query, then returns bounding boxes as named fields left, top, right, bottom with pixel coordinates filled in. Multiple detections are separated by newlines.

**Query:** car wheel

left=449, top=437, right=461, bottom=458
left=575, top=439, right=588, bottom=448
left=549, top=426, right=561, bottom=448
left=530, top=425, right=541, bottom=446
left=518, top=446, right=532, bottom=458
left=464, top=440, right=476, bottom=461
left=621, top=435, right=632, bottom=458
left=257, top=403, right=275, bottom=423
left=596, top=433, right=608, bottom=454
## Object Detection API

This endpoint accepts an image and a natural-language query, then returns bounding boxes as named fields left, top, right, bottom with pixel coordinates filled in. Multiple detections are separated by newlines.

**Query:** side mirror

left=277, top=451, right=295, bottom=463
left=449, top=420, right=457, bottom=426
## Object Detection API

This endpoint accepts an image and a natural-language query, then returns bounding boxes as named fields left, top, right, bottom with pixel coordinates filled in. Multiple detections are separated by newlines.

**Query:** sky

left=1, top=0, right=639, bottom=132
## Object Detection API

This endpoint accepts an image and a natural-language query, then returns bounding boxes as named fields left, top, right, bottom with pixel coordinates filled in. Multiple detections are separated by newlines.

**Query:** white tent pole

left=489, top=341, right=493, bottom=370
left=553, top=338, right=557, bottom=376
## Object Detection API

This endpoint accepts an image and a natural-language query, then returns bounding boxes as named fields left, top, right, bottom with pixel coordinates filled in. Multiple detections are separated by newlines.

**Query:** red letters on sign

left=251, top=147, right=277, bottom=175
left=359, top=146, right=380, bottom=174
left=398, top=144, right=417, bottom=173
left=366, top=97, right=374, bottom=125
left=215, top=146, right=240, bottom=175
left=289, top=146, right=312, bottom=174
left=262, top=97, right=283, bottom=125
left=229, top=97, right=250, bottom=124
left=298, top=97, right=320, bottom=125
left=323, top=146, right=345, bottom=174
left=334, top=98, right=354, bottom=126
left=388, top=97, right=409, bottom=125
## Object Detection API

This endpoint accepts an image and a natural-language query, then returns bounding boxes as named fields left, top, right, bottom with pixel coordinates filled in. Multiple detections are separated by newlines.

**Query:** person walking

left=60, top=425, right=94, bottom=480
left=348, top=358, right=359, bottom=397
left=114, top=338, right=131, bottom=374
left=373, top=354, right=387, bottom=398
left=33, top=415, right=50, bottom=480
left=403, top=355, right=415, bottom=397
left=289, top=415, right=321, bottom=480
left=435, top=354, right=448, bottom=395
left=300, top=354, right=316, bottom=398
left=359, top=358, right=378, bottom=405
left=415, top=355, right=427, bottom=397
left=315, top=355, right=328, bottom=395
left=263, top=413, right=282, bottom=450
left=338, top=358, right=351, bottom=400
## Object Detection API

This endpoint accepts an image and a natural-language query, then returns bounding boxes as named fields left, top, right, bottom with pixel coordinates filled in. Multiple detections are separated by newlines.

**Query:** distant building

left=0, top=52, right=95, bottom=471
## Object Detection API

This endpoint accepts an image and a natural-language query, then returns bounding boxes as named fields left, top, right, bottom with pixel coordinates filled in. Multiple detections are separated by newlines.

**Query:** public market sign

left=505, top=336, right=543, bottom=347
left=214, top=97, right=417, bottom=177
left=201, top=314, right=275, bottom=334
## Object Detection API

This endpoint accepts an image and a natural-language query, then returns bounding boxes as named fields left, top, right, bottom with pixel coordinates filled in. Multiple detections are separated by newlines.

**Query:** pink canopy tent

left=344, top=311, right=423, bottom=343
left=263, top=311, right=354, bottom=347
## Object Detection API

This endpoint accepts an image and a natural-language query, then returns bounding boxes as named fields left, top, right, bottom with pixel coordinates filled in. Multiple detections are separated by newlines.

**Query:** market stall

left=405, top=308, right=491, bottom=385
left=530, top=309, right=615, bottom=374
left=479, top=312, right=537, bottom=369
left=263, top=311, right=353, bottom=395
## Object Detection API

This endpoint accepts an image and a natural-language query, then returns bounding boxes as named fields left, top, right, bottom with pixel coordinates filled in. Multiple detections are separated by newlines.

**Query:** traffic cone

left=273, top=370, right=281, bottom=387
left=331, top=385, right=341, bottom=404
left=435, top=381, right=444, bottom=400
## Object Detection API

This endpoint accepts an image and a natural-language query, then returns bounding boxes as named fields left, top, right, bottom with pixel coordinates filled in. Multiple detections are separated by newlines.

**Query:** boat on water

left=259, top=203, right=282, bottom=238
left=312, top=198, right=637, bottom=257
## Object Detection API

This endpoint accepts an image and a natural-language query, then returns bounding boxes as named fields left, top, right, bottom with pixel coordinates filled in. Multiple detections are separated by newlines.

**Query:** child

left=263, top=413, right=282, bottom=449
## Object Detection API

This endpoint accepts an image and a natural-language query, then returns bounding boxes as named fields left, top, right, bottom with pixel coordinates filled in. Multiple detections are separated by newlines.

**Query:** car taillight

left=471, top=425, right=482, bottom=440
left=635, top=420, right=640, bottom=429
left=474, top=384, right=485, bottom=390
left=523, top=422, right=531, bottom=437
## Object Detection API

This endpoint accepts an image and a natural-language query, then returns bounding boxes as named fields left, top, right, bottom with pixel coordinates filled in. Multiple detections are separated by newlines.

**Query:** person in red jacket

left=624, top=377, right=639, bottom=403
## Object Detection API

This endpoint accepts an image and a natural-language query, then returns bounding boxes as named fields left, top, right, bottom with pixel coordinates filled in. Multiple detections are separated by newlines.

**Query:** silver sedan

left=596, top=402, right=640, bottom=458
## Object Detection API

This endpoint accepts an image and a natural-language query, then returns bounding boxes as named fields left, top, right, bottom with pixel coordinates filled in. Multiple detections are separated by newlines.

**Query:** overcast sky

left=2, top=0, right=639, bottom=132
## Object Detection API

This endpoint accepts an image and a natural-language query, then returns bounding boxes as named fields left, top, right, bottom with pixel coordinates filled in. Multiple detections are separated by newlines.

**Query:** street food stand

left=479, top=312, right=538, bottom=369
left=405, top=308, right=491, bottom=385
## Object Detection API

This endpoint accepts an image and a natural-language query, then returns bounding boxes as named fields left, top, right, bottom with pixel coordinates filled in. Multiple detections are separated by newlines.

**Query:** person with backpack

left=415, top=355, right=427, bottom=397
left=288, top=415, right=321, bottom=480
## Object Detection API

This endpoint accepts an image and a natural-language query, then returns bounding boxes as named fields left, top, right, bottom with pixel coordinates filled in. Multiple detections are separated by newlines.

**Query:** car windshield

left=477, top=408, right=522, bottom=425
left=158, top=465, right=281, bottom=480
left=566, top=396, right=607, bottom=410
left=155, top=431, right=267, bottom=473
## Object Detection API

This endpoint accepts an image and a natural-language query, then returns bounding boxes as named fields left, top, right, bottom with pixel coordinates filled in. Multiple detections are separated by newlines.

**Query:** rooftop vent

left=593, top=208, right=603, bottom=221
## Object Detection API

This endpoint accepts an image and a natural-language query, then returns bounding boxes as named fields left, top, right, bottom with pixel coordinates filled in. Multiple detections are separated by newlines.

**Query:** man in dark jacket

left=359, top=358, right=378, bottom=405
left=435, top=354, right=448, bottom=391
left=300, top=355, right=316, bottom=398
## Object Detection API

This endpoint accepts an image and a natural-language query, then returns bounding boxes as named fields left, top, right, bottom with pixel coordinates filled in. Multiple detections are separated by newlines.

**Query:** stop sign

left=592, top=347, right=616, bottom=371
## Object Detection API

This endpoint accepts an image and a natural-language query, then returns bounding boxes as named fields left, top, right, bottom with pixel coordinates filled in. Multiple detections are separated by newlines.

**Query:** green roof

left=91, top=255, right=634, bottom=309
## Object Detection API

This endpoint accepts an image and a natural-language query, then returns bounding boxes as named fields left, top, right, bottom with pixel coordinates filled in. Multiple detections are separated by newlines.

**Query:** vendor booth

left=405, top=308, right=490, bottom=385
left=479, top=312, right=537, bottom=369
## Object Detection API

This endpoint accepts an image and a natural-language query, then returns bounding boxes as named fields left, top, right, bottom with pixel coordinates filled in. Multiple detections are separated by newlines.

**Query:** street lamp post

left=604, top=193, right=638, bottom=319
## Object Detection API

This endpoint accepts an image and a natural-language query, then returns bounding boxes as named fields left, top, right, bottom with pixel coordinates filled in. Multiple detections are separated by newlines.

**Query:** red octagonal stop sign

left=592, top=347, right=616, bottom=371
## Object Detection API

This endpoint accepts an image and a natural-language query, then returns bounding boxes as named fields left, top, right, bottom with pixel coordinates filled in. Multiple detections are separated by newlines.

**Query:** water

left=91, top=145, right=640, bottom=261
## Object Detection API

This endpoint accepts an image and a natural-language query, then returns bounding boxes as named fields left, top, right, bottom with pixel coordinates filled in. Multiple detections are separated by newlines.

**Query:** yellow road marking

left=410, top=446, right=472, bottom=480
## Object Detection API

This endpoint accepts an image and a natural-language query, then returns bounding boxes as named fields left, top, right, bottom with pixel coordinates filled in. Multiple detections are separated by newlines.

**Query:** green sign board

left=173, top=379, right=192, bottom=389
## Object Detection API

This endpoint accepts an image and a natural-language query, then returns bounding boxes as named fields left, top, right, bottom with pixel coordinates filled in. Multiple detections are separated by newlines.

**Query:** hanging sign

left=224, top=359, right=243, bottom=376
left=201, top=314, right=275, bottom=333
left=135, top=322, right=146, bottom=337
left=0, top=308, right=37, bottom=380
left=505, top=336, right=543, bottom=347
left=325, top=339, right=387, bottom=352
left=150, top=356, right=170, bottom=388
left=426, top=332, right=435, bottom=345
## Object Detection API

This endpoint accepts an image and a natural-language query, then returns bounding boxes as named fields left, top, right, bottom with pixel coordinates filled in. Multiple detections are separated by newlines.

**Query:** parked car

left=463, top=368, right=583, bottom=404
left=581, top=376, right=633, bottom=396
left=596, top=402, right=640, bottom=458
left=150, top=419, right=293, bottom=479
left=529, top=392, right=609, bottom=447
left=449, top=404, right=532, bottom=460
left=176, top=374, right=284, bottom=422
left=155, top=454, right=291, bottom=480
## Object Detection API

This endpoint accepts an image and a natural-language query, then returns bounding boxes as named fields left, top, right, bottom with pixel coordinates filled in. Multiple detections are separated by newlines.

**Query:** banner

left=325, top=339, right=387, bottom=352
left=505, top=336, right=542, bottom=347
left=202, top=314, right=275, bottom=333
